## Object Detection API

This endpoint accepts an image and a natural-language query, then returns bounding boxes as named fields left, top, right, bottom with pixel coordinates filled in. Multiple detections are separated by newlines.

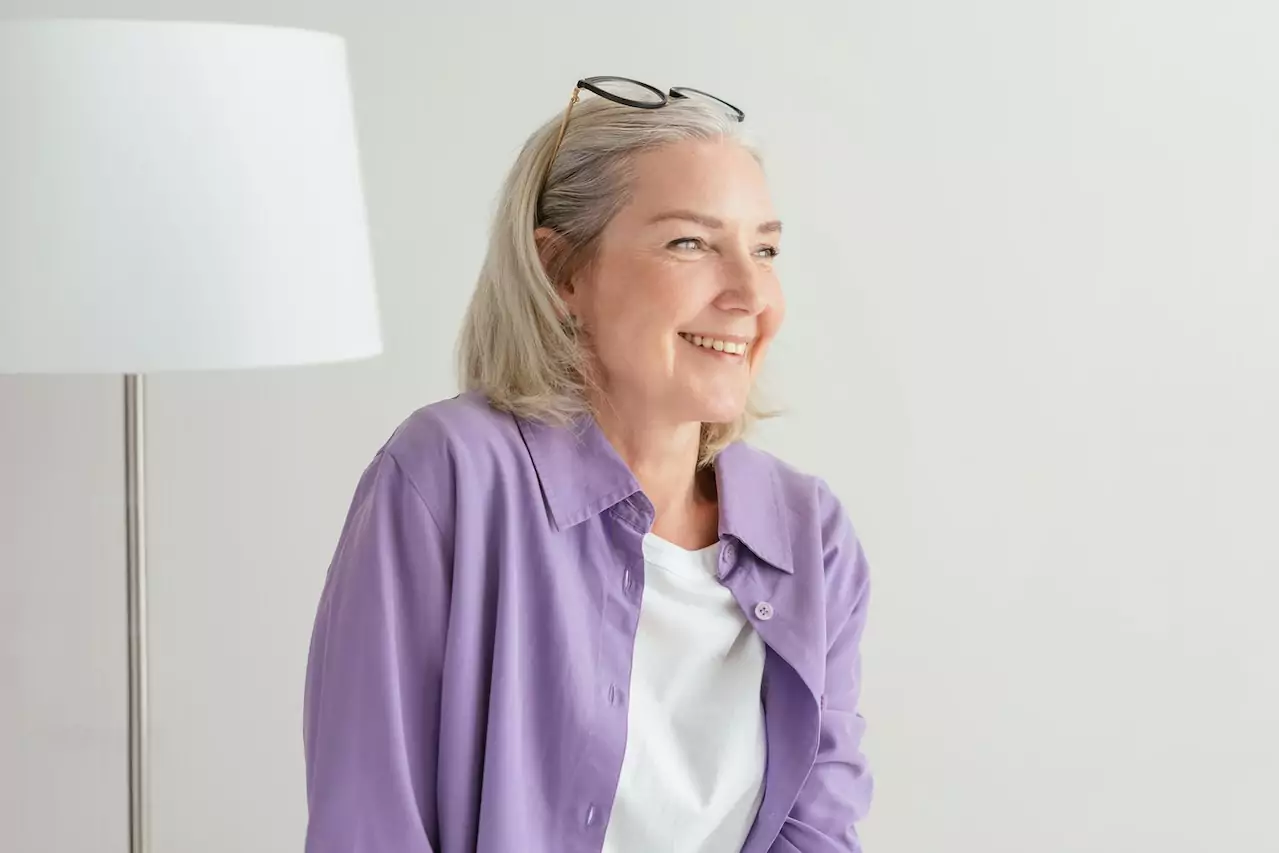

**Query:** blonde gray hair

left=457, top=93, right=771, bottom=466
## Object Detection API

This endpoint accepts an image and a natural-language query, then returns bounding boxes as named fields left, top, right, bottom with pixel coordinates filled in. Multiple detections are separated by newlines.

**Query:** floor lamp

left=0, top=20, right=382, bottom=853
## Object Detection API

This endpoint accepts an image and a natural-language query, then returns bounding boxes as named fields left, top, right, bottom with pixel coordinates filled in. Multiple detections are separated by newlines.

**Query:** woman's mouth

left=678, top=332, right=751, bottom=359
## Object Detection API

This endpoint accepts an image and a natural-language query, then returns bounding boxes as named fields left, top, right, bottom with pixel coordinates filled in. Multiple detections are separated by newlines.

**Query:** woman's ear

left=535, top=226, right=577, bottom=311
left=534, top=227, right=566, bottom=281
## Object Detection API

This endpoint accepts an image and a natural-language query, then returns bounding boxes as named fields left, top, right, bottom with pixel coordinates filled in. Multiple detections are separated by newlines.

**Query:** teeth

left=680, top=333, right=748, bottom=356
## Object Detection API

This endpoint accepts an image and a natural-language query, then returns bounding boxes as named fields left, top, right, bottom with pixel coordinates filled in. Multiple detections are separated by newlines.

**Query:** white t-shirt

left=601, top=532, right=768, bottom=853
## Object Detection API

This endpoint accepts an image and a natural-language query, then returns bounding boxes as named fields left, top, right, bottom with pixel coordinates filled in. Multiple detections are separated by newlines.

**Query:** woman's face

left=560, top=138, right=785, bottom=426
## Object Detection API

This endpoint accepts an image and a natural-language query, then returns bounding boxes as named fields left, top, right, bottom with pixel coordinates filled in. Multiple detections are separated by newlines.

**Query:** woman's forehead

left=621, top=140, right=776, bottom=227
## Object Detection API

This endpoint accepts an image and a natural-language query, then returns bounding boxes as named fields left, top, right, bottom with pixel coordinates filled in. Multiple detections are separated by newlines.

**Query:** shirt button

left=754, top=601, right=775, bottom=621
left=609, top=684, right=624, bottom=706
left=585, top=803, right=597, bottom=827
left=722, top=541, right=737, bottom=562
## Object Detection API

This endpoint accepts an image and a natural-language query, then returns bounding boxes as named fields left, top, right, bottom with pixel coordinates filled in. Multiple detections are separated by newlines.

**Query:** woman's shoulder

left=720, top=440, right=867, bottom=591
left=721, top=439, right=849, bottom=528
left=377, top=390, right=525, bottom=511
left=384, top=390, right=517, bottom=454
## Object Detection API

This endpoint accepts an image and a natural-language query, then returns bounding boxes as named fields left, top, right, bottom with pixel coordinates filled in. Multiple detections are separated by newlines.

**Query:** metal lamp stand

left=124, top=375, right=148, bottom=853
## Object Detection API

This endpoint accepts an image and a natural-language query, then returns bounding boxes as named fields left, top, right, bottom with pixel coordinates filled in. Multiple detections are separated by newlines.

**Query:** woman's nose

left=720, top=251, right=770, bottom=314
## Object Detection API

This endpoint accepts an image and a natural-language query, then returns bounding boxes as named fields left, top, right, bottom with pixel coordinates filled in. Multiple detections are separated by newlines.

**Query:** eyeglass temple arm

left=546, top=86, right=581, bottom=180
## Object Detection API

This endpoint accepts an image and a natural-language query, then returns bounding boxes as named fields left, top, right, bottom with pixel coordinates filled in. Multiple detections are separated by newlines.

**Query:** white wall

left=2, top=1, right=1276, bottom=851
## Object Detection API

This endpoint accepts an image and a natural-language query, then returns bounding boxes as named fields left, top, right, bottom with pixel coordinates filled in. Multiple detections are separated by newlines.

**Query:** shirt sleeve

left=772, top=486, right=874, bottom=852
left=303, top=450, right=451, bottom=853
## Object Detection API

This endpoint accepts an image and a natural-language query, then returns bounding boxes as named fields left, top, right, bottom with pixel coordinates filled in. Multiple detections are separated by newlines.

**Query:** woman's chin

left=683, top=392, right=749, bottom=425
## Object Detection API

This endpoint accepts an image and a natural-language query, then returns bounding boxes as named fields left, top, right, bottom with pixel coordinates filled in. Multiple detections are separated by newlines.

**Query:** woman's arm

left=772, top=485, right=874, bottom=852
left=303, top=450, right=451, bottom=853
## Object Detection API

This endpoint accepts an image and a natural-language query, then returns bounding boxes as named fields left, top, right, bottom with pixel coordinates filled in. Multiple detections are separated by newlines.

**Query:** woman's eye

left=669, top=237, right=706, bottom=251
left=666, top=238, right=779, bottom=259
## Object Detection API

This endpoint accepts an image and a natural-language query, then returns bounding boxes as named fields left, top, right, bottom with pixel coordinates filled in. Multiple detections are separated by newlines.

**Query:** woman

left=303, top=77, right=874, bottom=853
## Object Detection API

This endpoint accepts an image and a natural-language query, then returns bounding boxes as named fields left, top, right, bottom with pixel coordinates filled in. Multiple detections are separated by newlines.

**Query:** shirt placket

left=571, top=499, right=649, bottom=852
left=720, top=541, right=823, bottom=853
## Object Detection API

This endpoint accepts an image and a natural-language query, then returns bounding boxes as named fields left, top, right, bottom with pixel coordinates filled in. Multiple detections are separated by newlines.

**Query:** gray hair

left=457, top=93, right=771, bottom=466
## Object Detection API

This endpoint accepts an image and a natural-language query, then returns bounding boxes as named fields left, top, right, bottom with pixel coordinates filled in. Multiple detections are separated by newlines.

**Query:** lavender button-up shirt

left=303, top=391, right=873, bottom=852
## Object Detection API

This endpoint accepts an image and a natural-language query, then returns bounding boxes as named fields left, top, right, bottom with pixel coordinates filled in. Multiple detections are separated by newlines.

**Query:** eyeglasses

left=543, top=76, right=746, bottom=188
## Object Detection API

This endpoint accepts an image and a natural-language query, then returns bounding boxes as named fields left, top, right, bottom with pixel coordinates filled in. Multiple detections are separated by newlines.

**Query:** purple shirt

left=303, top=391, right=873, bottom=852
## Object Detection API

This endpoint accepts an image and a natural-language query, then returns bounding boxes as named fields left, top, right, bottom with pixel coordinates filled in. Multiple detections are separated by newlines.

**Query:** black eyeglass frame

left=542, top=76, right=746, bottom=194
left=574, top=76, right=745, bottom=120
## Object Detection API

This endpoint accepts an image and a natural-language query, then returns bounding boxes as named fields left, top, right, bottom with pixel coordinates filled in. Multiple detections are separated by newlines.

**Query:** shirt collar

left=516, top=412, right=794, bottom=574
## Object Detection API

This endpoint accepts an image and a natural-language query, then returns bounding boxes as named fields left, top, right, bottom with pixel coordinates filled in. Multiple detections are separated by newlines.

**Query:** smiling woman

left=303, top=80, right=875, bottom=853
left=463, top=85, right=785, bottom=467
left=537, top=136, right=786, bottom=441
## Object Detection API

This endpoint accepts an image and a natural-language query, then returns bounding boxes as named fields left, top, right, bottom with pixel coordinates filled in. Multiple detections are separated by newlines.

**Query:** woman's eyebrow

left=647, top=210, right=783, bottom=234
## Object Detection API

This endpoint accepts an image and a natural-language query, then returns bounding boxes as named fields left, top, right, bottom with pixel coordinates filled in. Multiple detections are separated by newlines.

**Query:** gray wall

left=2, top=1, right=1277, bottom=851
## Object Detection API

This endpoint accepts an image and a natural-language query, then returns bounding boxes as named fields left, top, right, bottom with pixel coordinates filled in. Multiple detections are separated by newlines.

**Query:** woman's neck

left=591, top=397, right=719, bottom=549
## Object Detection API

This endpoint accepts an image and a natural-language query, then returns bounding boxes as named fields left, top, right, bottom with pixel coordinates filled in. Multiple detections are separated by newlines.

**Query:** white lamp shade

left=0, top=20, right=382, bottom=373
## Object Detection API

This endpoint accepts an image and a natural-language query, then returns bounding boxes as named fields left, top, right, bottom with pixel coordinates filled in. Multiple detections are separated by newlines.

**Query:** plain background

left=2, top=1, right=1276, bottom=851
